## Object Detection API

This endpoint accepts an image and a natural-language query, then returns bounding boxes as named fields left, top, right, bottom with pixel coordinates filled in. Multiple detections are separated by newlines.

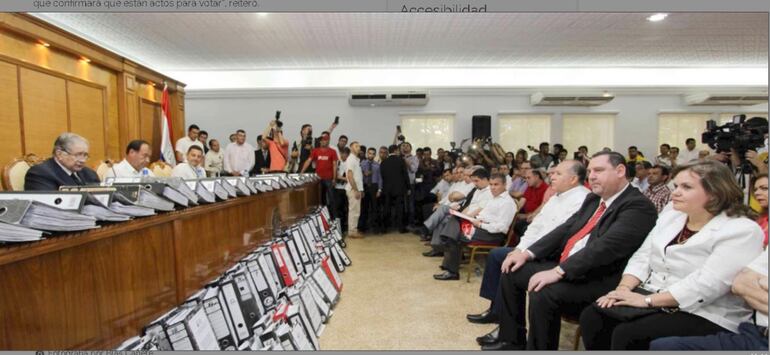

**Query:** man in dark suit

left=25, top=132, right=100, bottom=191
left=251, top=135, right=271, bottom=175
left=379, top=144, right=411, bottom=233
left=482, top=151, right=657, bottom=350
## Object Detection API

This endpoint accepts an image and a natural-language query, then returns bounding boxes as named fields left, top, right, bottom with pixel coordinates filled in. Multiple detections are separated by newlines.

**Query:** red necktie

left=560, top=202, right=607, bottom=262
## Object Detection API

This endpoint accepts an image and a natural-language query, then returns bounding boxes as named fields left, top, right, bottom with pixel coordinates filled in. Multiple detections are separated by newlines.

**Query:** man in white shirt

left=223, top=129, right=255, bottom=176
left=175, top=124, right=204, bottom=163
left=631, top=160, right=651, bottom=193
left=345, top=142, right=365, bottom=238
left=105, top=139, right=155, bottom=178
left=679, top=138, right=701, bottom=164
left=650, top=248, right=768, bottom=351
left=469, top=160, right=590, bottom=333
left=431, top=169, right=453, bottom=203
left=434, top=172, right=517, bottom=280
left=204, top=139, right=224, bottom=177
left=172, top=146, right=206, bottom=179
left=654, top=143, right=673, bottom=168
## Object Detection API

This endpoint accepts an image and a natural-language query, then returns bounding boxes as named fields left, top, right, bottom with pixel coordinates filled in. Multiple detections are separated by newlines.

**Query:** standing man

left=172, top=146, right=206, bottom=179
left=402, top=142, right=420, bottom=227
left=643, top=164, right=671, bottom=213
left=482, top=152, right=657, bottom=350
left=359, top=147, right=382, bottom=234
left=302, top=132, right=338, bottom=218
left=263, top=120, right=288, bottom=172
left=345, top=142, right=364, bottom=238
left=251, top=135, right=271, bottom=175
left=175, top=124, right=204, bottom=163
left=530, top=142, right=553, bottom=170
left=198, top=130, right=210, bottom=154
left=204, top=139, right=224, bottom=177
left=296, top=121, right=338, bottom=172
left=335, top=147, right=350, bottom=235
left=223, top=129, right=255, bottom=176
left=332, top=135, right=348, bottom=162
left=380, top=144, right=411, bottom=233
left=25, top=133, right=100, bottom=190
left=627, top=145, right=646, bottom=164
left=105, top=139, right=155, bottom=178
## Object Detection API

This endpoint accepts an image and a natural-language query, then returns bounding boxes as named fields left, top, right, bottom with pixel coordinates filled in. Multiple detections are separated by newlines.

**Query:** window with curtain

left=562, top=113, right=616, bottom=155
left=399, top=114, right=455, bottom=152
left=497, top=114, right=551, bottom=154
left=657, top=113, right=712, bottom=151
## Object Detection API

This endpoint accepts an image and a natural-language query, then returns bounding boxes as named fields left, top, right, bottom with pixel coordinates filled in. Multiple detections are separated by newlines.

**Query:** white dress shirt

left=431, top=179, right=451, bottom=198
left=465, top=185, right=493, bottom=213
left=445, top=181, right=475, bottom=207
left=345, top=155, right=363, bottom=192
left=679, top=148, right=700, bottom=164
left=631, top=177, right=649, bottom=193
left=223, top=142, right=255, bottom=175
left=104, top=159, right=154, bottom=178
left=175, top=136, right=204, bottom=163
left=747, top=249, right=768, bottom=327
left=517, top=185, right=591, bottom=251
left=624, top=210, right=763, bottom=333
left=476, top=191, right=518, bottom=234
left=204, top=150, right=224, bottom=176
left=171, top=162, right=205, bottom=179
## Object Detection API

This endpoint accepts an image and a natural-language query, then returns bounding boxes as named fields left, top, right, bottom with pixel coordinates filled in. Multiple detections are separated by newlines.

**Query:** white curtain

left=562, top=113, right=616, bottom=155
left=497, top=114, right=551, bottom=154
left=657, top=113, right=713, bottom=152
left=400, top=114, right=455, bottom=152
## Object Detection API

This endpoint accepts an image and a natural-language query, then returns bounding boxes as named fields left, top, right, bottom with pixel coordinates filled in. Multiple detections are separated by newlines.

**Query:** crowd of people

left=20, top=116, right=769, bottom=351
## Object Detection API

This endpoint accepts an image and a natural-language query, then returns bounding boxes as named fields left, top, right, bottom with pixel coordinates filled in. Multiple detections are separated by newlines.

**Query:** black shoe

left=481, top=341, right=523, bottom=351
left=439, top=265, right=447, bottom=271
left=467, top=308, right=499, bottom=324
left=476, top=326, right=500, bottom=346
left=422, top=250, right=444, bottom=257
left=433, top=271, right=459, bottom=280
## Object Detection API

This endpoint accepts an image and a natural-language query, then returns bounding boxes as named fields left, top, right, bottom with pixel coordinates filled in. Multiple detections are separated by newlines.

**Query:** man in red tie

left=482, top=151, right=658, bottom=350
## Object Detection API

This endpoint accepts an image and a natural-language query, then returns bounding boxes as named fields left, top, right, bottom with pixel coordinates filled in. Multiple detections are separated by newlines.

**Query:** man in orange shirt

left=262, top=119, right=289, bottom=172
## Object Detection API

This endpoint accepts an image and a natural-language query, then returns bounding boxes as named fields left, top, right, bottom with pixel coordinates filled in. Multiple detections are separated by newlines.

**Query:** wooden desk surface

left=0, top=182, right=320, bottom=350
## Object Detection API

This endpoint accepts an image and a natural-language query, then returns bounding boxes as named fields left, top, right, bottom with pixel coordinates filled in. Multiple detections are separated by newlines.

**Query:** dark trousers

left=320, top=179, right=336, bottom=219
left=383, top=193, right=405, bottom=232
left=580, top=304, right=730, bottom=350
left=513, top=219, right=529, bottom=238
left=498, top=261, right=618, bottom=350
left=333, top=188, right=348, bottom=234
left=359, top=184, right=379, bottom=232
left=415, top=192, right=437, bottom=225
left=404, top=184, right=416, bottom=226
left=649, top=322, right=768, bottom=351
left=440, top=229, right=505, bottom=274
left=480, top=247, right=514, bottom=315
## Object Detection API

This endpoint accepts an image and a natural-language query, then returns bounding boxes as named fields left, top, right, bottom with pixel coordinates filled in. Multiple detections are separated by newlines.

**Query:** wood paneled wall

left=0, top=13, right=186, bottom=176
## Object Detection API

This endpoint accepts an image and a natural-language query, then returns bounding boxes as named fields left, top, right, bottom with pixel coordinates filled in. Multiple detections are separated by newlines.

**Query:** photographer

left=297, top=117, right=339, bottom=172
left=262, top=116, right=289, bottom=172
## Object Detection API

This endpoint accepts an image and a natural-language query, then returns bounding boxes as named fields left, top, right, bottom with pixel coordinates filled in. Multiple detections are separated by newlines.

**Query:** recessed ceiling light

left=647, top=13, right=668, bottom=22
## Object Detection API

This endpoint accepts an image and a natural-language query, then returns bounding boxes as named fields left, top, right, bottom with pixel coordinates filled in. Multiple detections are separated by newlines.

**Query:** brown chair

left=561, top=315, right=582, bottom=350
left=464, top=217, right=519, bottom=282
left=94, top=159, right=115, bottom=181
left=149, top=161, right=172, bottom=177
left=2, top=154, right=41, bottom=191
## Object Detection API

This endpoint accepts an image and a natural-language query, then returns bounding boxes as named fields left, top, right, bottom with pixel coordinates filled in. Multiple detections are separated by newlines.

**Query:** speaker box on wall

left=472, top=115, right=491, bottom=140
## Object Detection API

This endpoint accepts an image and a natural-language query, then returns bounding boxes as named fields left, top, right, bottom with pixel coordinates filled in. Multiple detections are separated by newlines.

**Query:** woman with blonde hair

left=579, top=160, right=764, bottom=350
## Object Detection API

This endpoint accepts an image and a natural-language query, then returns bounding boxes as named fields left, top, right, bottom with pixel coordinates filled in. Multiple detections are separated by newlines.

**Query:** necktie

left=560, top=201, right=607, bottom=262
left=458, top=188, right=477, bottom=211
left=71, top=172, right=84, bottom=185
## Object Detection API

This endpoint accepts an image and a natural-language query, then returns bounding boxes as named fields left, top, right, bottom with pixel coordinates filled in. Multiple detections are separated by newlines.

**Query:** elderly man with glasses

left=25, top=132, right=100, bottom=190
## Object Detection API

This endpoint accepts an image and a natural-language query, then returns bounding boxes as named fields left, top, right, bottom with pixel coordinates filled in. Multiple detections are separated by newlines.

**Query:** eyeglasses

left=61, top=150, right=89, bottom=161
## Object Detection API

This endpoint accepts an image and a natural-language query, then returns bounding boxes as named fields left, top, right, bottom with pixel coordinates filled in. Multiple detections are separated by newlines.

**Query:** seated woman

left=579, top=160, right=764, bottom=350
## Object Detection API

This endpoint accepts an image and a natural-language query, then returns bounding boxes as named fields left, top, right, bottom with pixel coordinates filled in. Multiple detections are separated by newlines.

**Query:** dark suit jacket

left=251, top=149, right=271, bottom=175
left=24, top=158, right=100, bottom=191
left=527, top=185, right=657, bottom=282
left=380, top=154, right=410, bottom=195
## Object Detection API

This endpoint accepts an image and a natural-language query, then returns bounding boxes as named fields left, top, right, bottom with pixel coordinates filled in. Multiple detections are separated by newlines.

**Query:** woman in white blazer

left=579, top=160, right=764, bottom=350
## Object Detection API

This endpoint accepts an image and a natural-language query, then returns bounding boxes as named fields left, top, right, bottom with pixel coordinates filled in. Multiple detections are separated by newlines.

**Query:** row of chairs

left=1, top=156, right=174, bottom=191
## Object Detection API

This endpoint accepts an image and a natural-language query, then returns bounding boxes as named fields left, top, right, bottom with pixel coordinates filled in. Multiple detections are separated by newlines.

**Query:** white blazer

left=624, top=209, right=763, bottom=332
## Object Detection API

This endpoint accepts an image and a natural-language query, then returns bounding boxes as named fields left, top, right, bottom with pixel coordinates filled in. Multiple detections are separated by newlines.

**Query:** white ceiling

left=36, top=12, right=768, bottom=72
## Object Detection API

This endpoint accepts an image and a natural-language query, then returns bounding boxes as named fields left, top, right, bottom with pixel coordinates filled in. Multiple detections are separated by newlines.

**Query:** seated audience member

left=670, top=146, right=681, bottom=167
left=175, top=124, right=203, bottom=163
left=515, top=149, right=528, bottom=166
left=228, top=133, right=236, bottom=144
left=627, top=145, right=646, bottom=163
left=251, top=135, right=271, bottom=175
left=431, top=169, right=454, bottom=203
left=508, top=162, right=529, bottom=199
left=420, top=167, right=476, bottom=253
left=436, top=172, right=517, bottom=280
left=471, top=160, right=591, bottom=346
left=754, top=174, right=769, bottom=241
left=223, top=129, right=255, bottom=176
left=171, top=146, right=206, bottom=179
left=204, top=139, right=224, bottom=176
left=655, top=143, right=673, bottom=167
left=263, top=120, right=289, bottom=172
left=529, top=166, right=558, bottom=219
left=631, top=160, right=652, bottom=193
left=643, top=164, right=672, bottom=213
left=482, top=151, right=657, bottom=350
left=579, top=160, right=763, bottom=350
left=105, top=139, right=154, bottom=178
left=512, top=167, right=549, bottom=236
left=498, top=165, right=513, bottom=191
left=504, top=151, right=516, bottom=171
left=25, top=133, right=100, bottom=190
left=649, top=247, right=768, bottom=351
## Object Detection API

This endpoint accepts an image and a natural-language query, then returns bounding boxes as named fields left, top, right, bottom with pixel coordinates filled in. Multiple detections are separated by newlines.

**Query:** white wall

left=185, top=90, right=768, bottom=158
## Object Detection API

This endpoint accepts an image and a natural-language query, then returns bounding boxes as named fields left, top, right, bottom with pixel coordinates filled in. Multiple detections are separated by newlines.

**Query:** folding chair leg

left=466, top=248, right=476, bottom=282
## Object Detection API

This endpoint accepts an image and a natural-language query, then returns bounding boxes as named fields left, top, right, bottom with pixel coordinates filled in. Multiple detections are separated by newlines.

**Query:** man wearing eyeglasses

left=25, top=132, right=100, bottom=191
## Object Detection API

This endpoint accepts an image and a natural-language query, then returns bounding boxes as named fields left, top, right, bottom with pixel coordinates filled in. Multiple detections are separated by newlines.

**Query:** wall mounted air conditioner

left=348, top=91, right=429, bottom=106
left=530, top=92, right=614, bottom=107
left=684, top=93, right=768, bottom=106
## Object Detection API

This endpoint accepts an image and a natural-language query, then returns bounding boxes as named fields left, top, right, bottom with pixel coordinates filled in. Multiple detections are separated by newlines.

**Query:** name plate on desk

left=0, top=191, right=86, bottom=211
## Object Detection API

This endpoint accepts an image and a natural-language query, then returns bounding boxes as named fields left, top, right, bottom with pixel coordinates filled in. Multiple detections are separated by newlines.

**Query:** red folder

left=271, top=242, right=296, bottom=287
left=321, top=256, right=343, bottom=292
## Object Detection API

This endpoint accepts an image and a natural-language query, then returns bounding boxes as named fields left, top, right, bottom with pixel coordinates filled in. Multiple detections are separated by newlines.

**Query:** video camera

left=702, top=115, right=768, bottom=155
left=275, top=110, right=283, bottom=128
